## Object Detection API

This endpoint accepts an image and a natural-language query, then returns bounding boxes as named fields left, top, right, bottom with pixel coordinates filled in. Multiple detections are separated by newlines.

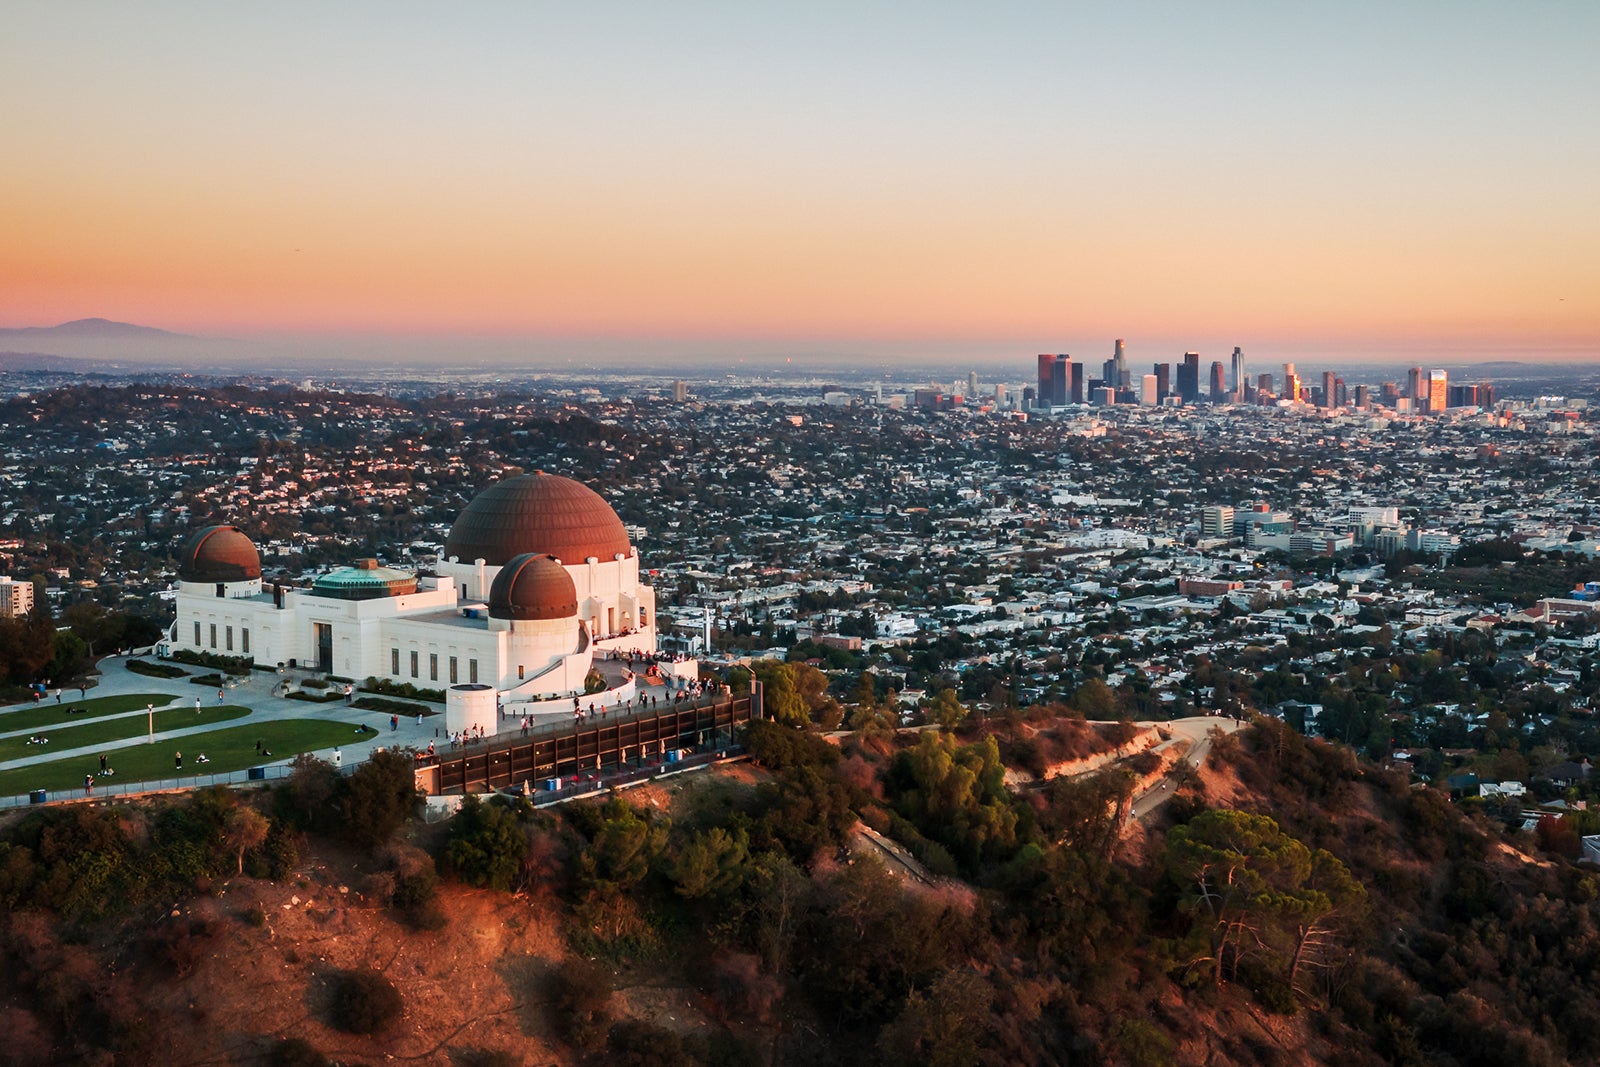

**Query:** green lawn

left=0, top=692, right=180, bottom=735
left=0, top=719, right=381, bottom=797
left=0, top=704, right=252, bottom=762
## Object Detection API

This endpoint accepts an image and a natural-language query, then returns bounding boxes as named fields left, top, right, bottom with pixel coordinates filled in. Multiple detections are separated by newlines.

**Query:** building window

left=469, top=658, right=478, bottom=684
left=518, top=664, right=525, bottom=680
left=216, top=582, right=225, bottom=598
left=429, top=653, right=438, bottom=681
left=392, top=648, right=400, bottom=675
left=640, top=608, right=647, bottom=627
left=194, top=621, right=201, bottom=646
left=225, top=625, right=234, bottom=651
left=410, top=651, right=419, bottom=678
left=210, top=623, right=217, bottom=649
left=242, top=628, right=250, bottom=655
left=449, top=656, right=458, bottom=683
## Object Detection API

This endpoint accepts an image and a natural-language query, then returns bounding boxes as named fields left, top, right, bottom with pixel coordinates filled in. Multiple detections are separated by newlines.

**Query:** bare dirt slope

left=123, top=852, right=574, bottom=1065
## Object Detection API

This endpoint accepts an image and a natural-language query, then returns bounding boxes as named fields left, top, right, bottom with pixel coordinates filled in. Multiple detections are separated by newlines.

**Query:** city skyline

left=3, top=3, right=1598, bottom=365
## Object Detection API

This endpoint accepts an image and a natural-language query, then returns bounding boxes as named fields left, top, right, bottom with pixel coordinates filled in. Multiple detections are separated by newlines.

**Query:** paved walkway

left=1129, top=714, right=1244, bottom=821
left=0, top=655, right=695, bottom=786
left=0, top=656, right=446, bottom=778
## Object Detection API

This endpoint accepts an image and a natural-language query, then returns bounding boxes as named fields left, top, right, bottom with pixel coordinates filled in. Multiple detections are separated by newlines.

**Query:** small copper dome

left=177, top=526, right=261, bottom=582
left=489, top=553, right=579, bottom=621
left=445, top=472, right=630, bottom=567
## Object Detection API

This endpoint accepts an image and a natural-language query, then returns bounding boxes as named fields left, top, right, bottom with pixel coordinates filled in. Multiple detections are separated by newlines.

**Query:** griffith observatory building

left=162, top=472, right=665, bottom=733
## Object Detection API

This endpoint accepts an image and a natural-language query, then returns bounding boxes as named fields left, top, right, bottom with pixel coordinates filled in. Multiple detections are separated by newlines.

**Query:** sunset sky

left=3, top=2, right=1597, bottom=365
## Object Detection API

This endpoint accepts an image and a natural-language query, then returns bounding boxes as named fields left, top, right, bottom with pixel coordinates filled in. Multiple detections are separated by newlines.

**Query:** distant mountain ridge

left=0, top=317, right=222, bottom=364
left=0, top=317, right=195, bottom=341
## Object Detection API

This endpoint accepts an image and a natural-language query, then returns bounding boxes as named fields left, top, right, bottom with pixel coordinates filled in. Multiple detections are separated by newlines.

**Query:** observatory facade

left=166, top=473, right=658, bottom=731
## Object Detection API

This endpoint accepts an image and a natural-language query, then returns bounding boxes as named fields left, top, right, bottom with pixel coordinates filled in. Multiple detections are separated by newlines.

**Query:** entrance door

left=314, top=623, right=333, bottom=674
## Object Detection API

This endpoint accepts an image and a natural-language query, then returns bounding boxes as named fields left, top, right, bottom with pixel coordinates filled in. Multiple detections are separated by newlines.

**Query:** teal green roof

left=310, top=562, right=417, bottom=601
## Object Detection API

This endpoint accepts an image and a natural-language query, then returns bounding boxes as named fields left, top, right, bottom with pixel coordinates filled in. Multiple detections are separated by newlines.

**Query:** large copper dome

left=488, top=554, right=579, bottom=621
left=177, top=526, right=261, bottom=582
left=445, top=472, right=630, bottom=567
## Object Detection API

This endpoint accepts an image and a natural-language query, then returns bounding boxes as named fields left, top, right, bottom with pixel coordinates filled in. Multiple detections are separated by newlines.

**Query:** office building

left=1199, top=505, right=1236, bottom=538
left=1428, top=369, right=1448, bottom=414
left=1209, top=361, right=1225, bottom=403
left=1178, top=352, right=1201, bottom=404
left=1141, top=373, right=1160, bottom=406
left=1230, top=347, right=1247, bottom=400
left=1238, top=505, right=1295, bottom=546
left=1153, top=363, right=1170, bottom=403
left=0, top=576, right=33, bottom=618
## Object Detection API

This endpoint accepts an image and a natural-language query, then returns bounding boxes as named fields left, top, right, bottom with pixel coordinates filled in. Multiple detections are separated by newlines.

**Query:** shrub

left=553, top=958, right=613, bottom=1049
left=245, top=823, right=300, bottom=880
left=328, top=969, right=403, bottom=1034
left=278, top=755, right=341, bottom=833
left=1112, top=1018, right=1175, bottom=1067
left=171, top=648, right=254, bottom=673
left=339, top=749, right=422, bottom=849
left=360, top=677, right=446, bottom=703
left=268, top=1038, right=331, bottom=1067
left=126, top=659, right=187, bottom=679
left=454, top=1052, right=519, bottom=1067
left=351, top=696, right=434, bottom=716
left=287, top=690, right=345, bottom=703
left=383, top=844, right=439, bottom=909
left=447, top=795, right=529, bottom=891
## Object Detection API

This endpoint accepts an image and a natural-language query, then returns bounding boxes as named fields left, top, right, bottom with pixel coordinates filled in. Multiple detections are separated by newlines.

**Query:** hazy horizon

left=2, top=317, right=1597, bottom=381
left=4, top=4, right=1597, bottom=363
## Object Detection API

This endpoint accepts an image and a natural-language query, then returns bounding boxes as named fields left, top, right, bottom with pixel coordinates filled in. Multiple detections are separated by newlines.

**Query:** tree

left=1040, top=769, right=1135, bottom=861
left=854, top=671, right=880, bottom=709
left=875, top=968, right=995, bottom=1067
left=340, top=749, right=421, bottom=849
left=753, top=660, right=807, bottom=726
left=926, top=689, right=968, bottom=732
left=446, top=795, right=529, bottom=891
left=666, top=825, right=749, bottom=900
left=1070, top=677, right=1117, bottom=719
left=890, top=732, right=1018, bottom=871
left=223, top=805, right=270, bottom=876
left=576, top=797, right=668, bottom=896
left=281, top=754, right=341, bottom=831
left=848, top=700, right=899, bottom=746
left=1164, top=809, right=1363, bottom=996
left=759, top=762, right=860, bottom=861
left=46, top=631, right=90, bottom=686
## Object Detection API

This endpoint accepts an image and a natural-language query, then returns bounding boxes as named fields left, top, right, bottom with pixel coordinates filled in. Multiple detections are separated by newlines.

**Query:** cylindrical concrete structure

left=446, top=683, right=498, bottom=737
